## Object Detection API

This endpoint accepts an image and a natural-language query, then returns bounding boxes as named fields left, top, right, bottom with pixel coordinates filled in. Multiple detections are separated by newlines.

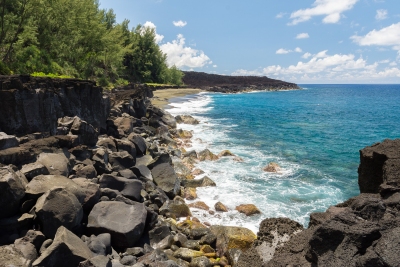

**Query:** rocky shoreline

left=0, top=75, right=399, bottom=267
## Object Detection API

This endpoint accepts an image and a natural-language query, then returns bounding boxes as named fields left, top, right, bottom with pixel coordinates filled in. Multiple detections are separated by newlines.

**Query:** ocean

left=166, top=84, right=400, bottom=233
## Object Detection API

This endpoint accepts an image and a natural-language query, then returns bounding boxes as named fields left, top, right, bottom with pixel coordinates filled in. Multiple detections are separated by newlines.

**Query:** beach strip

left=151, top=88, right=204, bottom=108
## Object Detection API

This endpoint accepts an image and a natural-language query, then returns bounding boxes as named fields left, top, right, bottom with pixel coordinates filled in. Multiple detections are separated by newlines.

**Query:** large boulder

left=0, top=132, right=19, bottom=150
left=151, top=163, right=180, bottom=198
left=127, top=133, right=147, bottom=156
left=159, top=198, right=192, bottom=218
left=25, top=175, right=86, bottom=203
left=358, top=139, right=400, bottom=193
left=108, top=151, right=135, bottom=171
left=99, top=174, right=142, bottom=201
left=33, top=226, right=93, bottom=267
left=181, top=176, right=216, bottom=188
left=87, top=201, right=147, bottom=248
left=197, top=149, right=218, bottom=161
left=72, top=178, right=101, bottom=212
left=0, top=166, right=28, bottom=219
left=20, top=162, right=49, bottom=181
left=37, top=152, right=71, bottom=176
left=33, top=187, right=83, bottom=238
left=210, top=226, right=256, bottom=258
left=235, top=204, right=261, bottom=216
left=70, top=117, right=98, bottom=146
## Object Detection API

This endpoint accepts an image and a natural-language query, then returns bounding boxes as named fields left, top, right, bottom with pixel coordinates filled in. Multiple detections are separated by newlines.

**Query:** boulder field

left=0, top=75, right=399, bottom=267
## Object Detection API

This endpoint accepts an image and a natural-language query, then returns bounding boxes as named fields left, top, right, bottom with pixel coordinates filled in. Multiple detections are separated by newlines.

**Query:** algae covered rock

left=210, top=226, right=256, bottom=257
left=235, top=204, right=261, bottom=216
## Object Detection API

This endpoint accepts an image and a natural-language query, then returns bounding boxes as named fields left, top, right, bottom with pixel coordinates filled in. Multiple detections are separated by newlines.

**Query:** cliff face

left=0, top=75, right=110, bottom=136
left=182, top=71, right=299, bottom=92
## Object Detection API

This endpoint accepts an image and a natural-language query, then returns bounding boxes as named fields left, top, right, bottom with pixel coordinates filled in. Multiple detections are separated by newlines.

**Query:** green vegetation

left=31, top=72, right=73, bottom=79
left=0, top=0, right=184, bottom=87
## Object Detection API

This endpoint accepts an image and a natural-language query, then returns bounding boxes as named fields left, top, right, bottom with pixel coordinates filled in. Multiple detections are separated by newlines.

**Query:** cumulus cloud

left=289, top=0, right=359, bottom=25
left=160, top=34, right=212, bottom=68
left=351, top=22, right=400, bottom=50
left=302, top=52, right=312, bottom=59
left=173, top=20, right=187, bottom=27
left=296, top=33, right=310, bottom=39
left=276, top=48, right=291, bottom=54
left=142, top=21, right=164, bottom=43
left=276, top=48, right=303, bottom=54
left=375, top=9, right=388, bottom=20
left=232, top=50, right=400, bottom=82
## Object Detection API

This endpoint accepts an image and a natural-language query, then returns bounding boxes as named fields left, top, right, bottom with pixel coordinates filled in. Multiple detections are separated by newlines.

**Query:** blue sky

left=99, top=0, right=400, bottom=83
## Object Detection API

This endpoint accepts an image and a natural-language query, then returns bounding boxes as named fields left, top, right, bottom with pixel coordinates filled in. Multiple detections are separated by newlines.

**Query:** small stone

left=263, top=162, right=281, bottom=173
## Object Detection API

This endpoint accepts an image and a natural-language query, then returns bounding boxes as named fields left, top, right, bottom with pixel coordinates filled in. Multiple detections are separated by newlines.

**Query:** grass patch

left=31, top=72, right=74, bottom=79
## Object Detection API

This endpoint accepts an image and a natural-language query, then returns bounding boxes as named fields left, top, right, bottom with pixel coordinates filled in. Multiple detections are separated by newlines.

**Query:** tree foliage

left=0, top=0, right=183, bottom=86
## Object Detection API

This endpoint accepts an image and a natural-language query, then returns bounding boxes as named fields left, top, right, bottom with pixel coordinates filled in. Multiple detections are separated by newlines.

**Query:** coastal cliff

left=182, top=71, right=299, bottom=93
left=0, top=76, right=398, bottom=266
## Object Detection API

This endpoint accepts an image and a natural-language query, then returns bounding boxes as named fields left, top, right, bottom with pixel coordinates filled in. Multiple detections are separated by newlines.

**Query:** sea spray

left=166, top=85, right=400, bottom=233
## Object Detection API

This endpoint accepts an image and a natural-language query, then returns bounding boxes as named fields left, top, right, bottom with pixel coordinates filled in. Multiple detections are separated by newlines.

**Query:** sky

left=99, top=0, right=400, bottom=84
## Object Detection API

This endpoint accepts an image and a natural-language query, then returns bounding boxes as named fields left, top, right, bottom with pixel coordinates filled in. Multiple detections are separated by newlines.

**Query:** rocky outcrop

left=358, top=139, right=400, bottom=193
left=182, top=71, right=299, bottom=93
left=0, top=75, right=110, bottom=135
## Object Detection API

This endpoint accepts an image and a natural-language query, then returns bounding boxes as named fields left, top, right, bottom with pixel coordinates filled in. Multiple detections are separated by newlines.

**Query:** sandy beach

left=151, top=88, right=204, bottom=108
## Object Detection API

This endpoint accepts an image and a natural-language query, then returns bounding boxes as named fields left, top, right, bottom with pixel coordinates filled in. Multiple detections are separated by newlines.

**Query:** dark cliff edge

left=182, top=71, right=300, bottom=93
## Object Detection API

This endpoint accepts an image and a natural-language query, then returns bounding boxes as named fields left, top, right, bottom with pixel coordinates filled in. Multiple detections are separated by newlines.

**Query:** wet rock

left=214, top=202, right=228, bottom=212
left=175, top=115, right=199, bottom=125
left=188, top=201, right=210, bottom=211
left=87, top=201, right=147, bottom=248
left=181, top=176, right=216, bottom=188
left=218, top=150, right=235, bottom=158
left=160, top=198, right=192, bottom=218
left=33, top=226, right=93, bottom=267
left=197, top=149, right=218, bottom=161
left=235, top=204, right=261, bottom=216
left=183, top=188, right=197, bottom=200
left=176, top=129, right=193, bottom=139
left=33, top=187, right=83, bottom=238
left=263, top=162, right=281, bottom=173
left=0, top=166, right=28, bottom=218
left=37, top=152, right=71, bottom=176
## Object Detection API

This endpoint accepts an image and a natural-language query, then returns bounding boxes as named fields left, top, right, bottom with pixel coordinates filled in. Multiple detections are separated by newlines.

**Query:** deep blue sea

left=166, top=84, right=400, bottom=232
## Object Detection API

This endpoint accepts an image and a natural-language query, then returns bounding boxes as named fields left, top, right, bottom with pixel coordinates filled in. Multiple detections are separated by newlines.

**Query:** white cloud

left=232, top=50, right=400, bottom=83
left=390, top=61, right=397, bottom=66
left=276, top=48, right=291, bottom=54
left=276, top=48, right=302, bottom=54
left=375, top=9, right=388, bottom=20
left=351, top=22, right=400, bottom=50
left=142, top=21, right=164, bottom=43
left=213, top=65, right=217, bottom=68
left=160, top=34, right=211, bottom=68
left=173, top=20, right=187, bottom=27
left=276, top=12, right=286, bottom=18
left=289, top=0, right=359, bottom=25
left=296, top=33, right=310, bottom=39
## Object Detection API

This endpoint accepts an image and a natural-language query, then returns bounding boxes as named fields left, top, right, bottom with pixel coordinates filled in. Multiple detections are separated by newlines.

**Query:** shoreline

left=151, top=88, right=205, bottom=108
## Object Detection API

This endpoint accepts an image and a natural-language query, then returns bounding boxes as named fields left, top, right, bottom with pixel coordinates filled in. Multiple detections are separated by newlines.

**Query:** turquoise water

left=167, top=84, right=400, bottom=232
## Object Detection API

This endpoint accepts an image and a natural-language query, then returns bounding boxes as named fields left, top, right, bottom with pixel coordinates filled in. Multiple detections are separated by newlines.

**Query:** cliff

left=182, top=71, right=299, bottom=92
left=0, top=75, right=110, bottom=136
